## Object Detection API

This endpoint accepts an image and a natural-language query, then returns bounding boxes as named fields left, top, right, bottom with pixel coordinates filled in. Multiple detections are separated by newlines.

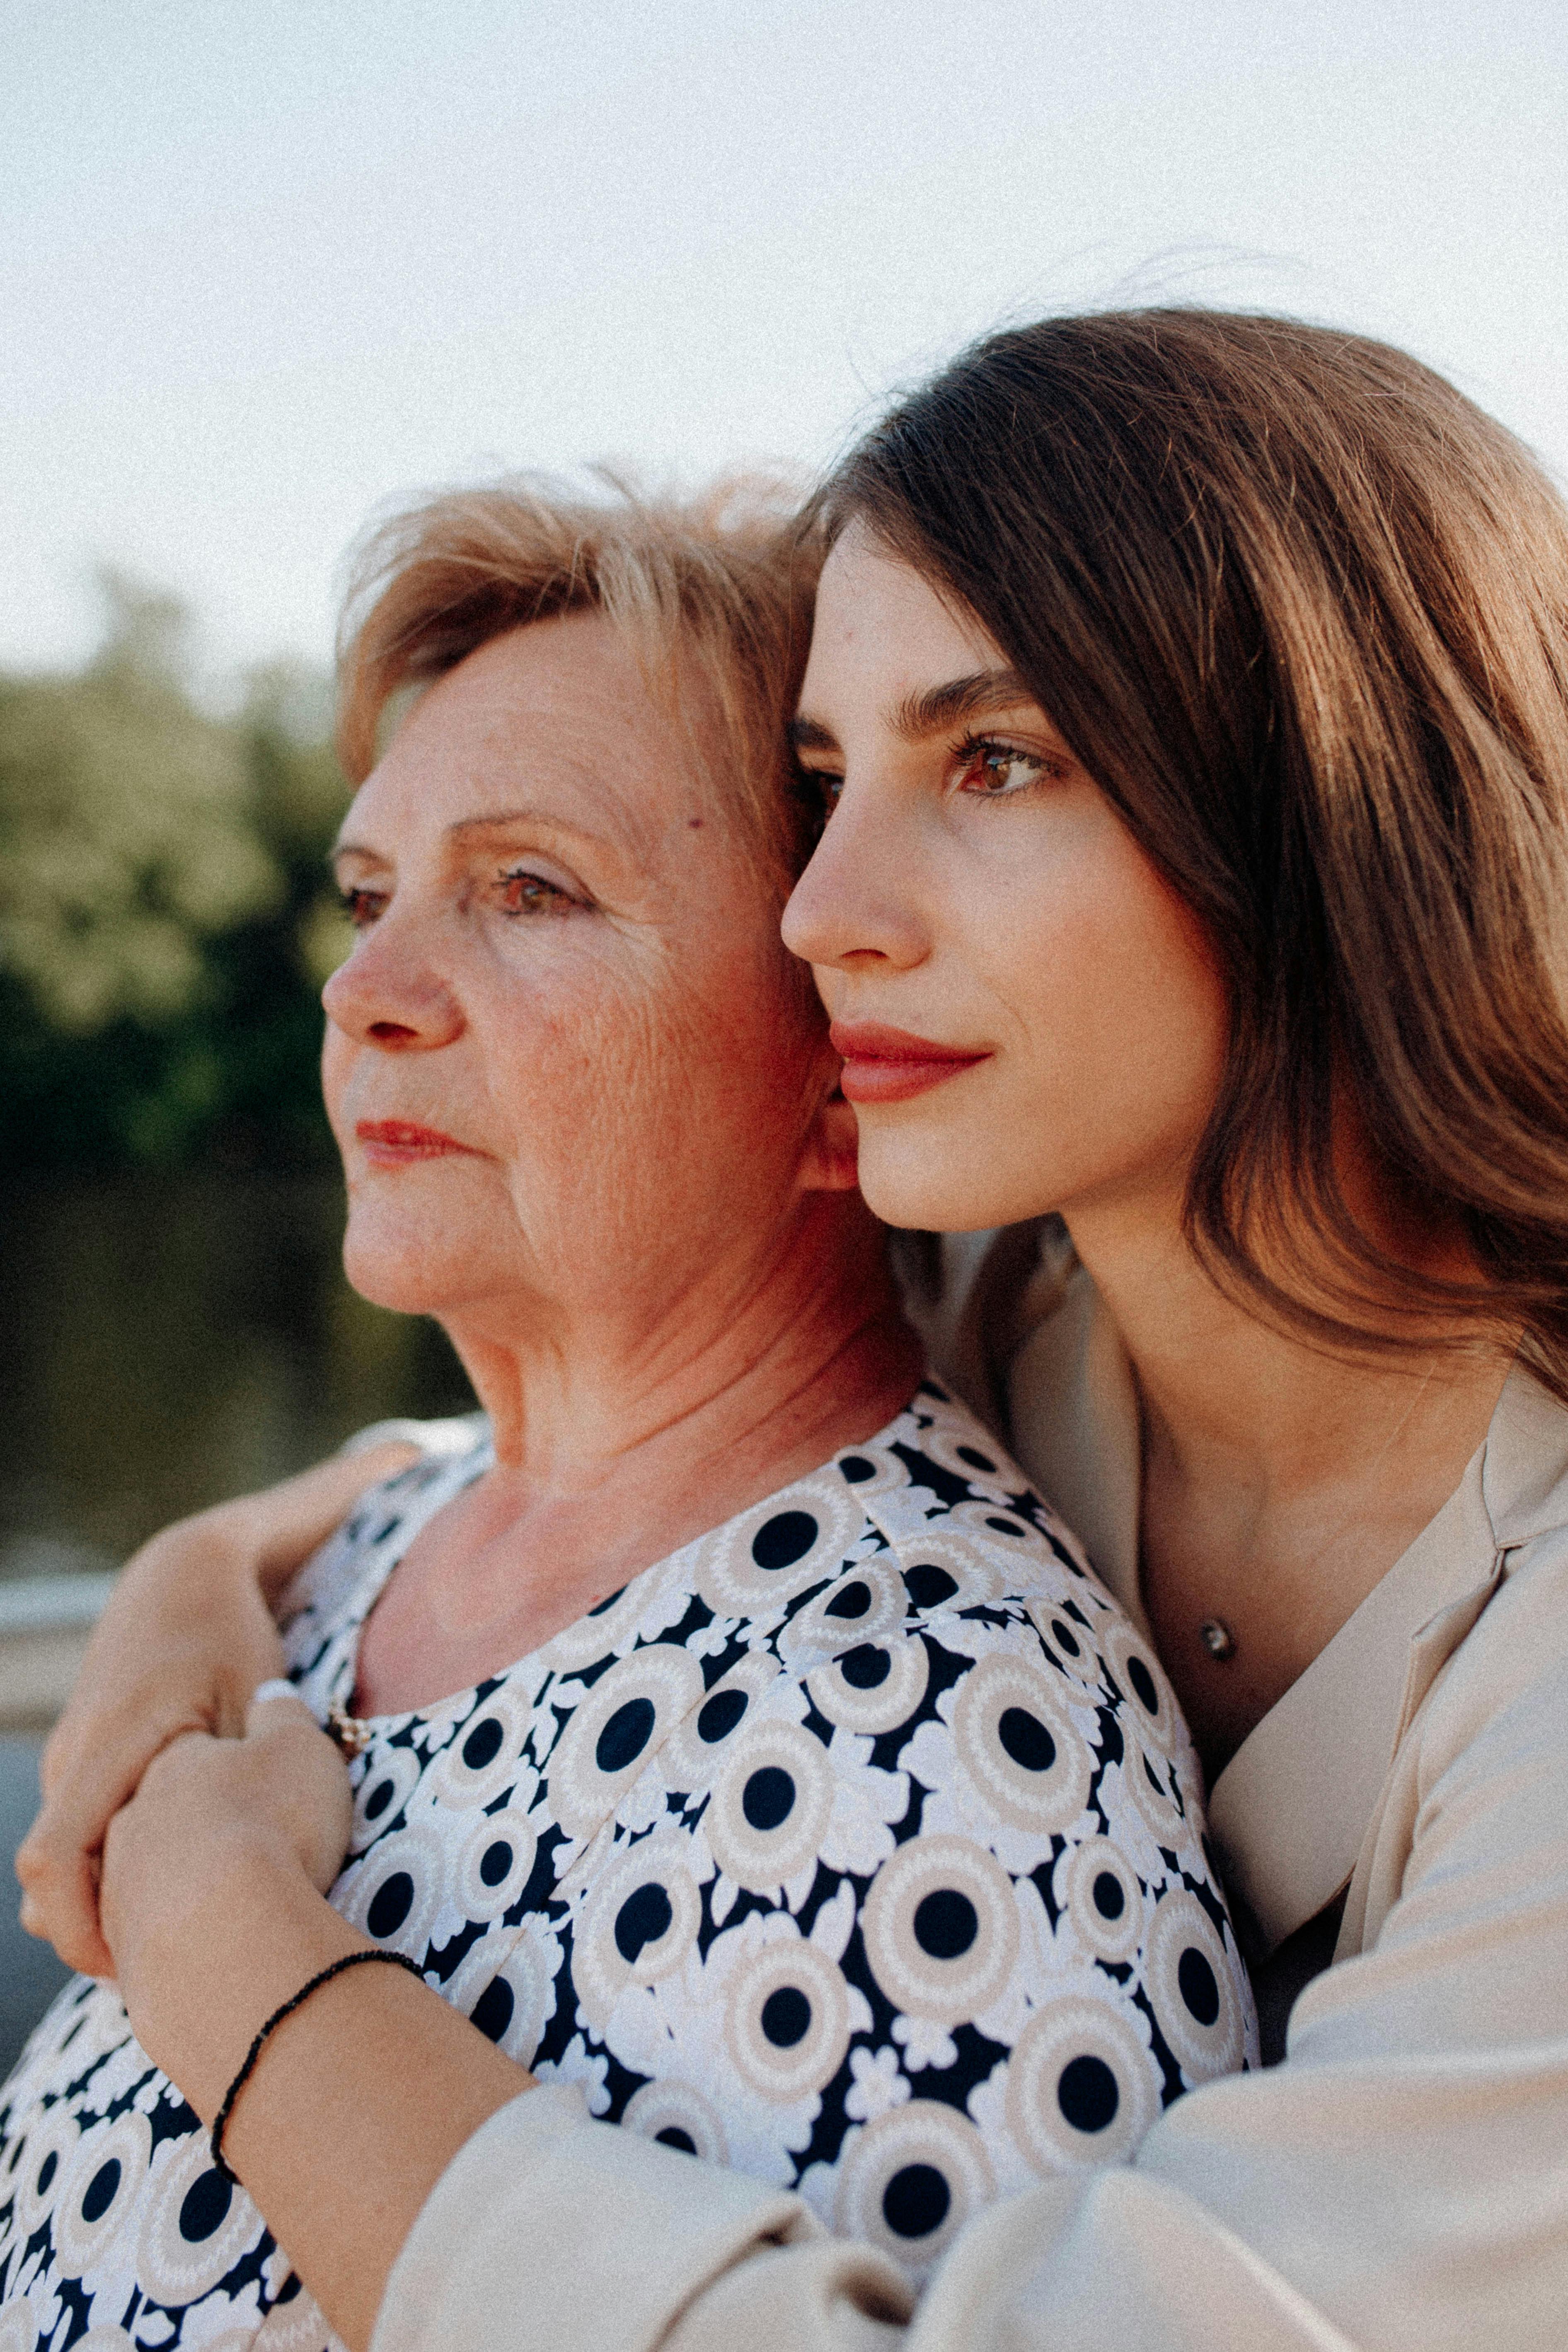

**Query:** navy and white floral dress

left=0, top=1379, right=1256, bottom=2351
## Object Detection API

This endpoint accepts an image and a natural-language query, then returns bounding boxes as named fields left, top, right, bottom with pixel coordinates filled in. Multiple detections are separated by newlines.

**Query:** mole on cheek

left=687, top=817, right=704, bottom=830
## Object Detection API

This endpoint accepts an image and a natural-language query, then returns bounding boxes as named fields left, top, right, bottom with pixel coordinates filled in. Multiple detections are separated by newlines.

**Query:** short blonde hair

left=336, top=476, right=821, bottom=897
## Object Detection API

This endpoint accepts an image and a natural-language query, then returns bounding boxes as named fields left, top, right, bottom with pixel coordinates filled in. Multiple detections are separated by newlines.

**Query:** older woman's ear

left=798, top=1084, right=861, bottom=1193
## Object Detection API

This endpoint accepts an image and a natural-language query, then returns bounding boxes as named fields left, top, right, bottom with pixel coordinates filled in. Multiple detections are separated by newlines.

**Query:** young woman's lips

left=355, top=1120, right=479, bottom=1166
left=829, top=1021, right=992, bottom=1105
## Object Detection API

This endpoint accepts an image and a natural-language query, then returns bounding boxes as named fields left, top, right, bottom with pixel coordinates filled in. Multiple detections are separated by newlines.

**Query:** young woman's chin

left=849, top=1102, right=1055, bottom=1234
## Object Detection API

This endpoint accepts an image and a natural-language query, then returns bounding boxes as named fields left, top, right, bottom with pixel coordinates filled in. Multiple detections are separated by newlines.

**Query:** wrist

left=109, top=1814, right=307, bottom=1999
left=114, top=1829, right=360, bottom=2120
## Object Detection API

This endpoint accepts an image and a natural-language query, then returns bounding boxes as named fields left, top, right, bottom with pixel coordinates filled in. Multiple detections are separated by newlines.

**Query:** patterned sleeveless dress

left=0, top=1379, right=1256, bottom=2351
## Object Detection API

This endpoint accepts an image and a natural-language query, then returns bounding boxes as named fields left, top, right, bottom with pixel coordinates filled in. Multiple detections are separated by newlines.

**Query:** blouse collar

left=947, top=1230, right=1568, bottom=1958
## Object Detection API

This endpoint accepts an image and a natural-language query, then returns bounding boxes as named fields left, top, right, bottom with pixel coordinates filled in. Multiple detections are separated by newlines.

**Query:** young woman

left=20, top=311, right=1568, bottom=2350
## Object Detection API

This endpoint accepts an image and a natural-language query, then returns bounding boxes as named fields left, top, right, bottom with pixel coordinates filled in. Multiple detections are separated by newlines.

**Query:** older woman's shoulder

left=280, top=1418, right=494, bottom=1637
left=835, top=1378, right=1182, bottom=1756
left=730, top=1378, right=1220, bottom=1941
left=337, top=1411, right=492, bottom=1462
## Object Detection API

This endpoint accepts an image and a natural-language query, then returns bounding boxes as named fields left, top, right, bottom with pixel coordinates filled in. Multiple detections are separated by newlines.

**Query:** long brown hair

left=823, top=310, right=1568, bottom=1397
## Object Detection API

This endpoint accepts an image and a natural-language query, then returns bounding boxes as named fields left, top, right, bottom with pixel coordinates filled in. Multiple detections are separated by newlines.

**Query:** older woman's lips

left=355, top=1120, right=479, bottom=1166
left=829, top=1021, right=991, bottom=1105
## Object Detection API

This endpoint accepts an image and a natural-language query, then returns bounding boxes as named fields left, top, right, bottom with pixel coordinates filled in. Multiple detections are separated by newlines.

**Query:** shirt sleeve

left=371, top=1541, right=1568, bottom=2352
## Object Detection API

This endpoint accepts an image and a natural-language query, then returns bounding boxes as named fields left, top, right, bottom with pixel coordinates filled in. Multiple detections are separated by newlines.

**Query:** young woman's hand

left=16, top=1443, right=416, bottom=1976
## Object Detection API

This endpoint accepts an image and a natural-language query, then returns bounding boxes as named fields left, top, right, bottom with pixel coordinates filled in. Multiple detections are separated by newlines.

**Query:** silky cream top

left=373, top=1233, right=1568, bottom=2352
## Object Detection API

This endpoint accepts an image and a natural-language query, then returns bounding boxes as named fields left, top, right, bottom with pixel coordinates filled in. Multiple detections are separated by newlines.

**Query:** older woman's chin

left=339, top=1212, right=490, bottom=1320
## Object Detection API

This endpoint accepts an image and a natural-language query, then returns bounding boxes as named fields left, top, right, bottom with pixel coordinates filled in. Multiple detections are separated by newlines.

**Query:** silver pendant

left=1199, top=1617, right=1237, bottom=1662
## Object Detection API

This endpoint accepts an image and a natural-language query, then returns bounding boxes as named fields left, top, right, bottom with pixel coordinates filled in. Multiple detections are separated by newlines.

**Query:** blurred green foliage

left=0, top=578, right=356, bottom=1169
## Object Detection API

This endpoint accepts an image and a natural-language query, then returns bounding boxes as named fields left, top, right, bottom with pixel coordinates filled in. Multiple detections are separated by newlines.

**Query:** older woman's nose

left=322, top=927, right=465, bottom=1050
left=782, top=787, right=929, bottom=975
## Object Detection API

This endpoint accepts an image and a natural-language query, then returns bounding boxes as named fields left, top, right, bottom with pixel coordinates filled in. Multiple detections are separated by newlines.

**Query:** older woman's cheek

left=320, top=1021, right=356, bottom=1157
left=492, top=949, right=822, bottom=1319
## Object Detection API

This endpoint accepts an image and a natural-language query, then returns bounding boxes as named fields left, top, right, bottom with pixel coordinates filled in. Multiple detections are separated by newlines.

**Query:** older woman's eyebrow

left=787, top=715, right=840, bottom=754
left=444, top=808, right=615, bottom=851
left=329, top=809, right=619, bottom=863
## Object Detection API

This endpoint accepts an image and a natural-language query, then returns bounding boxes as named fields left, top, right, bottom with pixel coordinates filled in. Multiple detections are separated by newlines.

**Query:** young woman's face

left=783, top=524, right=1230, bottom=1235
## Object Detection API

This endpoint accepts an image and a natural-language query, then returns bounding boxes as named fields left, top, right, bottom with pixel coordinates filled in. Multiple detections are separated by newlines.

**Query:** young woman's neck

left=1062, top=1186, right=1512, bottom=1777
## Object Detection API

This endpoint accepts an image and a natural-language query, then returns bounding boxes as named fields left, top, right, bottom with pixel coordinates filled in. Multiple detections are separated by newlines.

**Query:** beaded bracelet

left=209, top=1950, right=426, bottom=2183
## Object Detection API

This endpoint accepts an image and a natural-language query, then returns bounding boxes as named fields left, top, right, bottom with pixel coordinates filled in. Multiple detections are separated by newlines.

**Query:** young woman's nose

left=781, top=782, right=930, bottom=974
left=321, top=918, right=465, bottom=1050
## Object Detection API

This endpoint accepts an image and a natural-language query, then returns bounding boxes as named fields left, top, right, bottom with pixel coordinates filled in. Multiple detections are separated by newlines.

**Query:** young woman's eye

left=954, top=737, right=1053, bottom=799
left=498, top=867, right=574, bottom=917
left=340, top=885, right=387, bottom=929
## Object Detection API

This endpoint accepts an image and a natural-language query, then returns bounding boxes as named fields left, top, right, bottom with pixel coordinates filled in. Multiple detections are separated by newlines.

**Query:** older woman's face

left=323, top=615, right=843, bottom=1337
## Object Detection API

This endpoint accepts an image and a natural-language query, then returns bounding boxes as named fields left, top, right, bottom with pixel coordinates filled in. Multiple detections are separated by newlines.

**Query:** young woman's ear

left=799, top=1083, right=861, bottom=1194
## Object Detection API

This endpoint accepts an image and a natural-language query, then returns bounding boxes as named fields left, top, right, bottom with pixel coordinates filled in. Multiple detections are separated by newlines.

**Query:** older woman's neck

left=448, top=1193, right=921, bottom=1510
left=351, top=1200, right=922, bottom=1710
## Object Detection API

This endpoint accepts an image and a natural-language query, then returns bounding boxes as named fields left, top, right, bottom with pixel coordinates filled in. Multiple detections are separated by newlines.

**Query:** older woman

left=2, top=484, right=1250, bottom=2350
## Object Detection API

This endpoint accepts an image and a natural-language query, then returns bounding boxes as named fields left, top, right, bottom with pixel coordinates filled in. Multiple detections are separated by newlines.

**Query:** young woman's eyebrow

left=889, top=667, right=1036, bottom=740
left=789, top=670, right=1037, bottom=757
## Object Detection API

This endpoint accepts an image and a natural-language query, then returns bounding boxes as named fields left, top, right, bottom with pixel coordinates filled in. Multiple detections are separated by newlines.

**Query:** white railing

left=0, top=1574, right=116, bottom=1732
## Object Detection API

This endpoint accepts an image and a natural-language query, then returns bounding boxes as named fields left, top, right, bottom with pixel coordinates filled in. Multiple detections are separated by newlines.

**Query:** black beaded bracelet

left=210, top=1950, right=426, bottom=2183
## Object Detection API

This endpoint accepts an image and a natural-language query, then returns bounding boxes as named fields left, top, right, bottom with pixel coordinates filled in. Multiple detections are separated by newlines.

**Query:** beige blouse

left=373, top=1236, right=1568, bottom=2352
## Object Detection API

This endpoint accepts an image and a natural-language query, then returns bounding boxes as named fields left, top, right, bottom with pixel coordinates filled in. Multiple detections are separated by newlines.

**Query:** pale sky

left=4, top=0, right=1566, bottom=682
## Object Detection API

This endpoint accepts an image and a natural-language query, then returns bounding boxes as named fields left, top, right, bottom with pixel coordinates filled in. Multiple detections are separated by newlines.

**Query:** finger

left=20, top=1705, right=222, bottom=1962
left=36, top=1714, right=73, bottom=1802
left=244, top=1681, right=320, bottom=1739
left=240, top=1684, right=354, bottom=1894
left=26, top=1703, right=210, bottom=1883
left=16, top=1833, right=114, bottom=1976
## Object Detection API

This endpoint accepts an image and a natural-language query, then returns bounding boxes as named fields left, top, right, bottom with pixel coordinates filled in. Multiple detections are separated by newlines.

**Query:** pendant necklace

left=1191, top=1361, right=1438, bottom=1668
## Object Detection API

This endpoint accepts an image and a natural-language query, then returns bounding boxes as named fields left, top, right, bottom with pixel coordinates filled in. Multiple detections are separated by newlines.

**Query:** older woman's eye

left=498, top=867, right=574, bottom=917
left=796, top=766, right=844, bottom=815
left=340, top=885, right=387, bottom=928
left=954, top=736, right=1053, bottom=799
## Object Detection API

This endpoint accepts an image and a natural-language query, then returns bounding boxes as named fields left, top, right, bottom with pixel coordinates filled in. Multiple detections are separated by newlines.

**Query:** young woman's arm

left=370, top=1530, right=1568, bottom=2352
left=18, top=1442, right=417, bottom=1973
left=102, top=1537, right=1568, bottom=2352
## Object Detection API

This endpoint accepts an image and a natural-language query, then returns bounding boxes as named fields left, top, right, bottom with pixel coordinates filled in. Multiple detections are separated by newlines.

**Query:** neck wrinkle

left=438, top=1191, right=923, bottom=1510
